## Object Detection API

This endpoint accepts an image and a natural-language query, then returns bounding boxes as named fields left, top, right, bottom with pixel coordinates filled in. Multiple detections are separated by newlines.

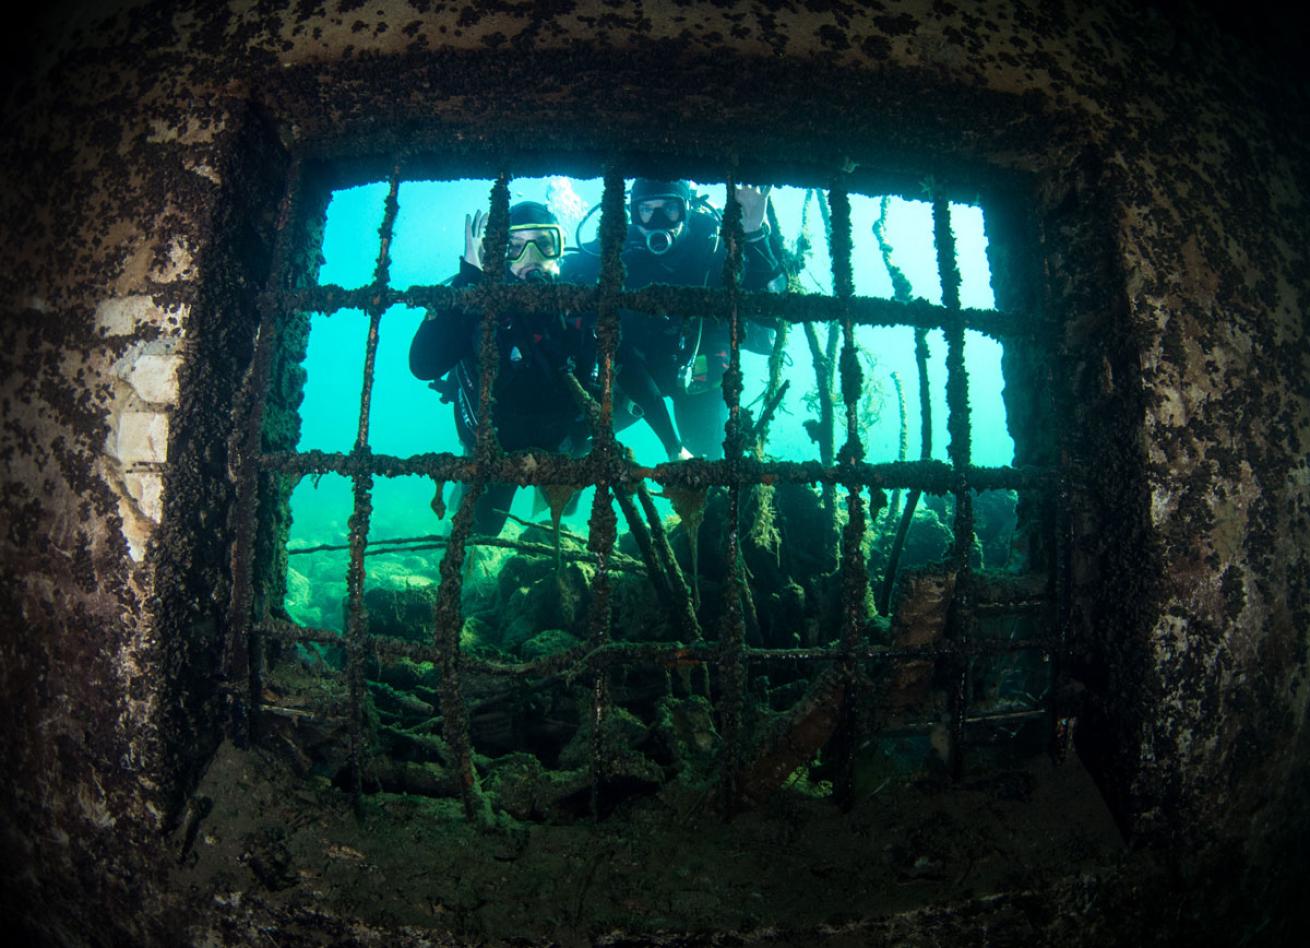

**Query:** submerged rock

left=648, top=696, right=720, bottom=773
left=519, top=628, right=583, bottom=662
left=347, top=584, right=437, bottom=643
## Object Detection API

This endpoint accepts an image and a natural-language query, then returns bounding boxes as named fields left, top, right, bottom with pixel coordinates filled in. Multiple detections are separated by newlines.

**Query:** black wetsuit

left=409, top=259, right=597, bottom=534
left=560, top=207, right=784, bottom=458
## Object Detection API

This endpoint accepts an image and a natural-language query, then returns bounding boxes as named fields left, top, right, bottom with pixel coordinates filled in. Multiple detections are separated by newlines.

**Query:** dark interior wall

left=1, top=0, right=1306, bottom=943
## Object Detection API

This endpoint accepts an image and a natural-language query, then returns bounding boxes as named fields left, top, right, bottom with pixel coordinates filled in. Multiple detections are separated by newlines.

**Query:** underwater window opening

left=228, top=157, right=1071, bottom=821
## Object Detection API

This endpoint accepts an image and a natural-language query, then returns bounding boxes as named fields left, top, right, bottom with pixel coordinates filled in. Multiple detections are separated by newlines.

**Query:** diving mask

left=635, top=197, right=686, bottom=229
left=506, top=223, right=564, bottom=265
left=634, top=196, right=687, bottom=256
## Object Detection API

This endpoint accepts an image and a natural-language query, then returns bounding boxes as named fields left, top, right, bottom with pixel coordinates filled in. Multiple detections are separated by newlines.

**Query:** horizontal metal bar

left=260, top=450, right=1059, bottom=493
left=285, top=533, right=647, bottom=572
left=881, top=707, right=1048, bottom=736
left=256, top=620, right=1060, bottom=680
left=283, top=282, right=1033, bottom=341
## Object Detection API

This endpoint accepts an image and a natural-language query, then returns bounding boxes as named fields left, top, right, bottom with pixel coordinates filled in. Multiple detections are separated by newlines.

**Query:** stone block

left=95, top=295, right=157, bottom=336
left=124, top=472, right=164, bottom=523
left=112, top=411, right=169, bottom=465
left=125, top=353, right=181, bottom=404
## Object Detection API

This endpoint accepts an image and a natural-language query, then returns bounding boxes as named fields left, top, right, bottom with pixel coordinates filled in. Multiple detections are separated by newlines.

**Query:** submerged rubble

left=268, top=478, right=1041, bottom=825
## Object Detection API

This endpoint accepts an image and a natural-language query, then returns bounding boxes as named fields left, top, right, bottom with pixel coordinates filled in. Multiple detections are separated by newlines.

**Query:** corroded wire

left=933, top=195, right=974, bottom=781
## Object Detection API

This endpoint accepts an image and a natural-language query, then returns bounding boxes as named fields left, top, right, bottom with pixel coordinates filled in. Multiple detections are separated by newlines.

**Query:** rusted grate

left=225, top=157, right=1069, bottom=819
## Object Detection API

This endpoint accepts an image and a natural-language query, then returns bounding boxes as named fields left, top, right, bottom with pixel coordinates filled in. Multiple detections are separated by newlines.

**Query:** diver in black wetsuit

left=409, top=201, right=596, bottom=535
left=560, top=179, right=785, bottom=460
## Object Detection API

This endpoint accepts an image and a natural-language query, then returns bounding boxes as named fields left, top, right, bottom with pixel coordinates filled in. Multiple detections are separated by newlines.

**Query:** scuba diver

left=560, top=178, right=785, bottom=459
left=409, top=201, right=596, bottom=535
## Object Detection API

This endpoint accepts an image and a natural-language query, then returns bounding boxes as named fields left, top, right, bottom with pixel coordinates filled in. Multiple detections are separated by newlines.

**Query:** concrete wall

left=2, top=0, right=1307, bottom=942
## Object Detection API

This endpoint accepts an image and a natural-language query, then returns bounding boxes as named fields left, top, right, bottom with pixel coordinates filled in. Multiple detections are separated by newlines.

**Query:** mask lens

left=506, top=225, right=562, bottom=263
left=636, top=197, right=685, bottom=229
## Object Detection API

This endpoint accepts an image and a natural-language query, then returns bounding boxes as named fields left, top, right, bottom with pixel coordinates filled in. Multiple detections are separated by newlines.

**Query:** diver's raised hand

left=734, top=184, right=772, bottom=234
left=463, top=209, right=488, bottom=270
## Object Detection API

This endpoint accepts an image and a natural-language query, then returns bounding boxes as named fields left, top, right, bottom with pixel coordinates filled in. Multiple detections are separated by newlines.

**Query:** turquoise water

left=283, top=176, right=1013, bottom=630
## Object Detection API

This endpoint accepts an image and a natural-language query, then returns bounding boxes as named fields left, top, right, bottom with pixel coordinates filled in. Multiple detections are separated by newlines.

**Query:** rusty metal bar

left=634, top=480, right=707, bottom=673
left=427, top=172, right=512, bottom=823
left=433, top=479, right=488, bottom=820
left=255, top=621, right=1061, bottom=685
left=1050, top=474, right=1074, bottom=760
left=831, top=180, right=879, bottom=807
left=224, top=157, right=307, bottom=747
left=259, top=449, right=1059, bottom=493
left=717, top=171, right=750, bottom=815
left=287, top=532, right=645, bottom=571
left=285, top=282, right=1032, bottom=341
left=340, top=167, right=403, bottom=811
left=933, top=195, right=974, bottom=781
left=583, top=167, right=627, bottom=816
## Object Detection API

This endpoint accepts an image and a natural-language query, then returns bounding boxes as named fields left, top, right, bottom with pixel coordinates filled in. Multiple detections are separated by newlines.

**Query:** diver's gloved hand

left=464, top=209, right=488, bottom=270
left=734, top=184, right=772, bottom=235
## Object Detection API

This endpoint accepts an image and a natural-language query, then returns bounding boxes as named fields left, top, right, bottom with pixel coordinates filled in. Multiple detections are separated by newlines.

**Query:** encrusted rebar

left=263, top=448, right=1053, bottom=495
left=434, top=477, right=489, bottom=821
left=586, top=167, right=627, bottom=817
left=933, top=195, right=974, bottom=781
left=290, top=281, right=1031, bottom=342
left=427, top=172, right=513, bottom=823
left=718, top=172, right=750, bottom=814
left=340, top=167, right=403, bottom=812
left=225, top=156, right=307, bottom=746
left=830, top=180, right=877, bottom=807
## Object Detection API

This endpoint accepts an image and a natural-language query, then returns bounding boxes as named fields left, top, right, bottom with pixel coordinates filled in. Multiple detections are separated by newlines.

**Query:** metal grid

left=225, top=158, right=1068, bottom=819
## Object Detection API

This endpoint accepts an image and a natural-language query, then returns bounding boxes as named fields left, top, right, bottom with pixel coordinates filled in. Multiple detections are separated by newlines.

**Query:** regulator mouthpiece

left=645, top=229, right=675, bottom=255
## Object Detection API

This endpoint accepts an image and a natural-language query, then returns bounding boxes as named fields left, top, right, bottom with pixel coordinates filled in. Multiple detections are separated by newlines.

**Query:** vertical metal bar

left=342, top=167, right=403, bottom=812
left=1050, top=470, right=1074, bottom=761
left=717, top=171, right=748, bottom=815
left=830, top=181, right=876, bottom=807
left=432, top=172, right=512, bottom=822
left=634, top=483, right=706, bottom=646
left=224, top=156, right=306, bottom=746
left=435, top=478, right=487, bottom=821
left=933, top=195, right=973, bottom=781
left=476, top=173, right=512, bottom=460
left=586, top=168, right=626, bottom=817
left=830, top=181, right=869, bottom=652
